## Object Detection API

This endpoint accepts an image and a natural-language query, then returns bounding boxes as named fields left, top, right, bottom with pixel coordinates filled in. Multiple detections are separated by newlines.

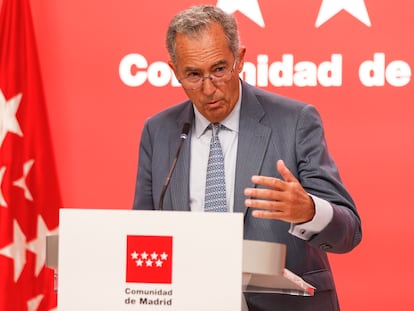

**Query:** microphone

left=159, top=122, right=191, bottom=210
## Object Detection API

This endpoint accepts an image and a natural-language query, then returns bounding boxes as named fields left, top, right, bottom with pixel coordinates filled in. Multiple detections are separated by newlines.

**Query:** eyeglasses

left=178, top=61, right=236, bottom=90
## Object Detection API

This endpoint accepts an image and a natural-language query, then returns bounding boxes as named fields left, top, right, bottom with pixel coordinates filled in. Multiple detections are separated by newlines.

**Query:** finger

left=250, top=175, right=285, bottom=190
left=244, top=187, right=283, bottom=201
left=244, top=198, right=283, bottom=211
left=251, top=208, right=285, bottom=219
left=277, top=159, right=298, bottom=183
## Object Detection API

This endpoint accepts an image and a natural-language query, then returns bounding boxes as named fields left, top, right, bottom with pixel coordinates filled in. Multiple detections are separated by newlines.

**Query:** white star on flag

left=217, top=0, right=265, bottom=28
left=316, top=0, right=371, bottom=28
left=131, top=251, right=138, bottom=259
left=0, top=166, right=7, bottom=207
left=0, top=220, right=27, bottom=282
left=27, top=215, right=58, bottom=276
left=27, top=294, right=43, bottom=311
left=0, top=89, right=24, bottom=147
left=13, top=159, right=35, bottom=201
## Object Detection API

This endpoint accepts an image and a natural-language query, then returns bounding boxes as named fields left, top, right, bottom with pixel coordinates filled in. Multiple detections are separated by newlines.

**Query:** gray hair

left=166, top=5, right=240, bottom=65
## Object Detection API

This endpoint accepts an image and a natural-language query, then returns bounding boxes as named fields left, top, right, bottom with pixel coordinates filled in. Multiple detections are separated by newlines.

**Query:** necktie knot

left=211, top=123, right=221, bottom=136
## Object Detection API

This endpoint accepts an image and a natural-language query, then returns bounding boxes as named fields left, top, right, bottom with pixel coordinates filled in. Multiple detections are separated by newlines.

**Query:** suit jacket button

left=320, top=243, right=332, bottom=250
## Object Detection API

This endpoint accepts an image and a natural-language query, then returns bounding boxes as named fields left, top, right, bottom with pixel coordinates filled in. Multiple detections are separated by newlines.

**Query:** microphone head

left=180, top=122, right=191, bottom=139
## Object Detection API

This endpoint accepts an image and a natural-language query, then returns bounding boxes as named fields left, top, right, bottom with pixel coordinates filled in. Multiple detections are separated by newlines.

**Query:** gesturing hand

left=244, top=160, right=315, bottom=224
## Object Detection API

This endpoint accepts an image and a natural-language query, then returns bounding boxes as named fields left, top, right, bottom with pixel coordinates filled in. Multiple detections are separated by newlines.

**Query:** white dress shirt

left=190, top=91, right=241, bottom=213
left=189, top=83, right=333, bottom=240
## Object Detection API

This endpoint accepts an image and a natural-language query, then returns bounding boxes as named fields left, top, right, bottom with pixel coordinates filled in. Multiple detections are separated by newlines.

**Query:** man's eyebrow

left=211, top=60, right=228, bottom=67
left=182, top=66, right=201, bottom=72
left=182, top=60, right=229, bottom=72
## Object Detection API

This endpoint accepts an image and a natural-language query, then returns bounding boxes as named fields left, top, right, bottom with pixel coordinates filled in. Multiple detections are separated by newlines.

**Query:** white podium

left=48, top=208, right=314, bottom=311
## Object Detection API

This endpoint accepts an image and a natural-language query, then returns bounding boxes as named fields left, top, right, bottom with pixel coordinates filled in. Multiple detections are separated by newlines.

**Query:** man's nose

left=201, top=76, right=217, bottom=95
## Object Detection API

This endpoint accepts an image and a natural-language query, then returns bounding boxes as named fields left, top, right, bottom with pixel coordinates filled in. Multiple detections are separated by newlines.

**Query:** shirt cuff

left=289, top=194, right=334, bottom=240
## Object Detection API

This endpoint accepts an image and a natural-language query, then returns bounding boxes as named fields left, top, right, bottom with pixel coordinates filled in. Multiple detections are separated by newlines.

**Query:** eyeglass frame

left=177, top=60, right=237, bottom=91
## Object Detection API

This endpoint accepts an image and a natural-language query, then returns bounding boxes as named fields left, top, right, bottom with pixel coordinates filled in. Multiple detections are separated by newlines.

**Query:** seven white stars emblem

left=131, top=250, right=168, bottom=268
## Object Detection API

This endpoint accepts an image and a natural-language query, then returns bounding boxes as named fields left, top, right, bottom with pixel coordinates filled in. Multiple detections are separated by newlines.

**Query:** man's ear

left=236, top=46, right=247, bottom=73
left=168, top=60, right=178, bottom=77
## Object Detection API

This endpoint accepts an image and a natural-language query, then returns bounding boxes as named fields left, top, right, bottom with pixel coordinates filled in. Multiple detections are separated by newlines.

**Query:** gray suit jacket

left=133, top=80, right=362, bottom=311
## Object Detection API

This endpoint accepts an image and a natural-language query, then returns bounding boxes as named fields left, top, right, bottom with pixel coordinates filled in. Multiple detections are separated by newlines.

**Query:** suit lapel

left=234, top=82, right=271, bottom=214
left=169, top=103, right=194, bottom=211
left=165, top=84, right=271, bottom=214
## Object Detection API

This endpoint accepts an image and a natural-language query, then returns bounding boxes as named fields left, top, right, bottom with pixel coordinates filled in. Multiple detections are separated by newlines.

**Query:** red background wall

left=6, top=0, right=413, bottom=309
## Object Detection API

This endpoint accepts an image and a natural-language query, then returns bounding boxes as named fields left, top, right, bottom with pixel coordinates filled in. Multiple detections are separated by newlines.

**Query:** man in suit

left=133, top=5, right=362, bottom=311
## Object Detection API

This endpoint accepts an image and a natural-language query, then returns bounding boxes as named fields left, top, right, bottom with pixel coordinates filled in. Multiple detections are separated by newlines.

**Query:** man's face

left=169, top=23, right=245, bottom=123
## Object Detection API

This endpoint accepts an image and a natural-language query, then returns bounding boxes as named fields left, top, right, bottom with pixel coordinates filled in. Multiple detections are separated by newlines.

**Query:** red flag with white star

left=126, top=235, right=173, bottom=284
left=0, top=0, right=61, bottom=310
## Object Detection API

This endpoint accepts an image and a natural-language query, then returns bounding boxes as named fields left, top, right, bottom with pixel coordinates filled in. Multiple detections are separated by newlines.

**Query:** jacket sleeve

left=133, top=120, right=156, bottom=210
left=295, top=105, right=362, bottom=253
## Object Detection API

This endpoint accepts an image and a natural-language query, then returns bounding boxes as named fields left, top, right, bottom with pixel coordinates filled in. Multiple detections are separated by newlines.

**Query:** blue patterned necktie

left=204, top=123, right=227, bottom=212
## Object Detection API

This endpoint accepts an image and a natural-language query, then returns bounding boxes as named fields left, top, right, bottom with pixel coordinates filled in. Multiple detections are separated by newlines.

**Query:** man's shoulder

left=148, top=99, right=192, bottom=124
left=242, top=81, right=312, bottom=114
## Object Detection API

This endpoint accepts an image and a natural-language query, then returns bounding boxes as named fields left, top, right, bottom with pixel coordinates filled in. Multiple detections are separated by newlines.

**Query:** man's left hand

left=244, top=160, right=315, bottom=223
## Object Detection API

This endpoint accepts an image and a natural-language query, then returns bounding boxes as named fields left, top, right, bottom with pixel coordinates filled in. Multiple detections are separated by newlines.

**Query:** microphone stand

left=159, top=123, right=190, bottom=210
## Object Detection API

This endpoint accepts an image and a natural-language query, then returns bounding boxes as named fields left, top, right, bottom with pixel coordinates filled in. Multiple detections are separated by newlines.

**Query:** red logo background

left=126, top=235, right=173, bottom=284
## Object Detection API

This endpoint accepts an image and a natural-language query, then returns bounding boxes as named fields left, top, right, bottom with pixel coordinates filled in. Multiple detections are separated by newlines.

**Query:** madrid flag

left=0, top=0, right=61, bottom=310
left=126, top=235, right=173, bottom=284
